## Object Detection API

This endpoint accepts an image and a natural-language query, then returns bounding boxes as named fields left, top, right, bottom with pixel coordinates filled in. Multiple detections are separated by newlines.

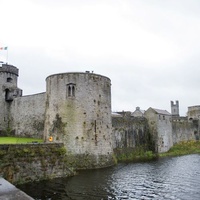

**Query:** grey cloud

left=3, top=0, right=200, bottom=116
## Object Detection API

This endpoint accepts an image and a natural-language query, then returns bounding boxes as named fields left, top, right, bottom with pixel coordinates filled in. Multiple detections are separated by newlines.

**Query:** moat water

left=18, top=154, right=200, bottom=200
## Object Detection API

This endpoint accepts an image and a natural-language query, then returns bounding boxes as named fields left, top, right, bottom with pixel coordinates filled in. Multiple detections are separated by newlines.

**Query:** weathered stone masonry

left=0, top=64, right=115, bottom=169
left=44, top=72, right=115, bottom=169
left=0, top=64, right=22, bottom=133
left=11, top=93, right=45, bottom=138
left=0, top=63, right=199, bottom=174
left=112, top=113, right=153, bottom=159
left=0, top=143, right=73, bottom=184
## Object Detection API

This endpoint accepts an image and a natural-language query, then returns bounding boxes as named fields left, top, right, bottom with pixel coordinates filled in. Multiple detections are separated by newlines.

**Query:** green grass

left=0, top=137, right=43, bottom=144
left=116, top=141, right=200, bottom=162
left=117, top=151, right=158, bottom=162
left=116, top=148, right=158, bottom=162
left=159, top=140, right=200, bottom=157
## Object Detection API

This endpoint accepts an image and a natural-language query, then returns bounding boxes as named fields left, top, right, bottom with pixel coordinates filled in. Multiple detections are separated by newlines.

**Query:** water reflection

left=18, top=154, right=200, bottom=200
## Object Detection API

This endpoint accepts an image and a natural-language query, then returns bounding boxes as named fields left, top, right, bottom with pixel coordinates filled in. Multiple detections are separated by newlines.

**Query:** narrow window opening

left=5, top=89, right=13, bottom=101
left=68, top=86, right=71, bottom=96
left=7, top=77, right=12, bottom=83
left=67, top=83, right=76, bottom=97
left=72, top=86, right=75, bottom=96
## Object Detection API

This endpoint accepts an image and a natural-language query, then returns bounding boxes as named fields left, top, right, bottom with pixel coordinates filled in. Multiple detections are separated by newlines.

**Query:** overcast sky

left=1, top=0, right=200, bottom=116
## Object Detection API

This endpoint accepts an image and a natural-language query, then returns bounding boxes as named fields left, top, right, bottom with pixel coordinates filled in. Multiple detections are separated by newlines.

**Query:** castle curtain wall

left=10, top=93, right=46, bottom=138
left=112, top=116, right=149, bottom=149
left=172, top=119, right=196, bottom=144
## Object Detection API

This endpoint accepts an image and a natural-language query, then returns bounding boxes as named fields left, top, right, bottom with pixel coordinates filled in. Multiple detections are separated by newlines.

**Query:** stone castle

left=0, top=63, right=199, bottom=168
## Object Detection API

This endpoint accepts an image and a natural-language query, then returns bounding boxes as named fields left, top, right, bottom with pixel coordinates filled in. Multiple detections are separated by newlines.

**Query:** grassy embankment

left=1, top=138, right=200, bottom=158
left=116, top=148, right=158, bottom=162
left=0, top=137, right=43, bottom=144
left=160, top=140, right=200, bottom=157
left=116, top=140, right=200, bottom=162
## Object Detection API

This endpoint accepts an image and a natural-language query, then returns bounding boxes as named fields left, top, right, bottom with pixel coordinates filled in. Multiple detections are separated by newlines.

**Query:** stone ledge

left=0, top=177, right=33, bottom=200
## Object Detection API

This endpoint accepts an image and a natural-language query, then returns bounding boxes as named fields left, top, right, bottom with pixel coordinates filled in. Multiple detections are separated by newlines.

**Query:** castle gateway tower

left=44, top=72, right=115, bottom=169
left=0, top=64, right=22, bottom=132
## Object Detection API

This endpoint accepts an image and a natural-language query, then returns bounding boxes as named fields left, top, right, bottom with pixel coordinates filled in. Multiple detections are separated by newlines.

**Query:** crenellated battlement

left=0, top=64, right=19, bottom=76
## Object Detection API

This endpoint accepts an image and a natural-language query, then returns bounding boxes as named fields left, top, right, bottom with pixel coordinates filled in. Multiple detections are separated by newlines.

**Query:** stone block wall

left=0, top=143, right=74, bottom=184
left=145, top=108, right=173, bottom=153
left=187, top=105, right=200, bottom=120
left=156, top=116, right=173, bottom=153
left=172, top=118, right=196, bottom=144
left=112, top=116, right=151, bottom=151
left=44, top=72, right=115, bottom=168
left=10, top=93, right=46, bottom=138
left=0, top=64, right=21, bottom=132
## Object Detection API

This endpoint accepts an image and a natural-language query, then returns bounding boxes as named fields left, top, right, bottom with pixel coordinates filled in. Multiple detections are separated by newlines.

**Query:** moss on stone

left=0, top=143, right=74, bottom=184
left=32, top=120, right=45, bottom=132
left=52, top=114, right=66, bottom=135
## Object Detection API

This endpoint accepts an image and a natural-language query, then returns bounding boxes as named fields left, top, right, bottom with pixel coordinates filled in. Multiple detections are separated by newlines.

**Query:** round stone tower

left=0, top=64, right=22, bottom=131
left=44, top=72, right=115, bottom=169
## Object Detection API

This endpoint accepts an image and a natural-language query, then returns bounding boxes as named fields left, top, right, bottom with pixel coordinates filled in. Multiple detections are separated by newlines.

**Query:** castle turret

left=187, top=105, right=200, bottom=120
left=0, top=63, right=22, bottom=132
left=44, top=72, right=115, bottom=169
left=171, top=100, right=179, bottom=117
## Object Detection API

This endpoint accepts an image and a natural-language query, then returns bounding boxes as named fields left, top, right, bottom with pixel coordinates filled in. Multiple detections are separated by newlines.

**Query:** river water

left=18, top=154, right=200, bottom=200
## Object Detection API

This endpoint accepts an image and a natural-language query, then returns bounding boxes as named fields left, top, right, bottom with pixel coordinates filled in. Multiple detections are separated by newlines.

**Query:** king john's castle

left=1, top=63, right=200, bottom=169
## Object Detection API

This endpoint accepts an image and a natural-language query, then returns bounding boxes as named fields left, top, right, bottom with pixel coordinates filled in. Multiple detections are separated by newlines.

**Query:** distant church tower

left=0, top=63, right=22, bottom=131
left=171, top=100, right=179, bottom=117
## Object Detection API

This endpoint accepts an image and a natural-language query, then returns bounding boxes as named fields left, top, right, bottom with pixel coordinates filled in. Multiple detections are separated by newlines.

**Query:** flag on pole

left=0, top=47, right=8, bottom=50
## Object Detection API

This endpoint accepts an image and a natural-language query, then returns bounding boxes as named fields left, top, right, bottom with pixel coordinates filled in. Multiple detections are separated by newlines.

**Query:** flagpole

left=0, top=47, right=8, bottom=63
left=6, top=48, right=8, bottom=64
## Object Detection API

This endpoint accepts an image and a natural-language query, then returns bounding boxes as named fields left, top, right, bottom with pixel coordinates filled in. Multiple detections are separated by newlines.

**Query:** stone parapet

left=0, top=64, right=19, bottom=76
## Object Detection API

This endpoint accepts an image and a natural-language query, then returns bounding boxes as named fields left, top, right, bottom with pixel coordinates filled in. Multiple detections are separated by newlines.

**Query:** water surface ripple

left=18, top=154, right=200, bottom=200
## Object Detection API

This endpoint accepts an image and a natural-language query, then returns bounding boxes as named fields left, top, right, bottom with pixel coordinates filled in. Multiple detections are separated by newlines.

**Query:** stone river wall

left=0, top=143, right=74, bottom=184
